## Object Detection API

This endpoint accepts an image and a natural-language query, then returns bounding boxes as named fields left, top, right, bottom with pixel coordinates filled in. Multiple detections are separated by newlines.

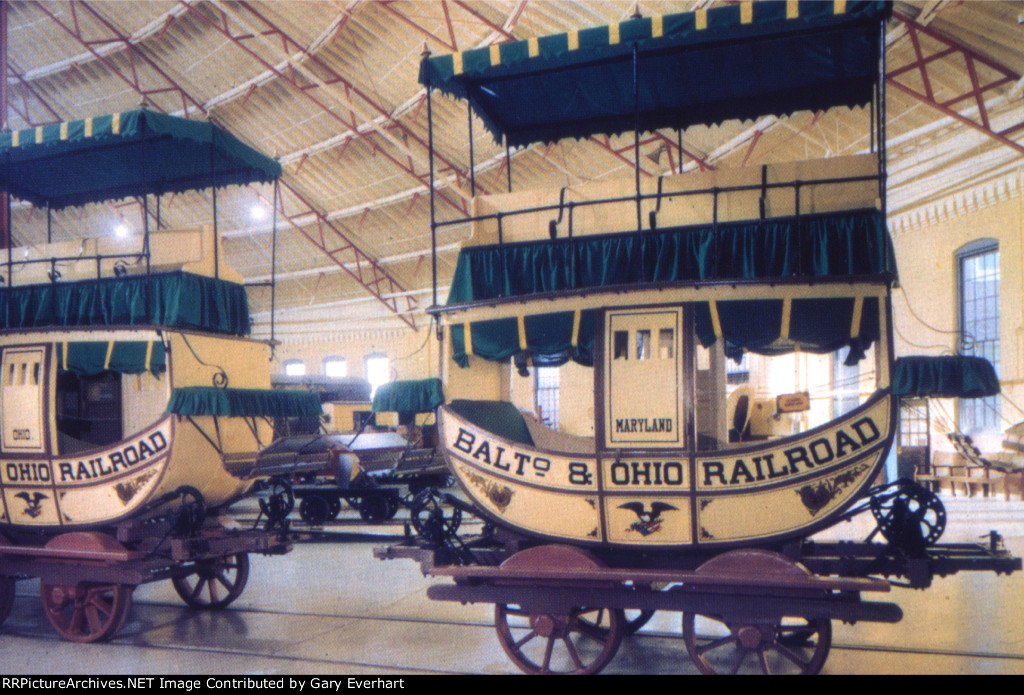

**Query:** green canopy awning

left=167, top=387, right=323, bottom=418
left=420, top=1, right=889, bottom=147
left=893, top=355, right=1000, bottom=398
left=56, top=340, right=166, bottom=377
left=0, top=271, right=251, bottom=336
left=372, top=378, right=445, bottom=413
left=0, top=109, right=281, bottom=209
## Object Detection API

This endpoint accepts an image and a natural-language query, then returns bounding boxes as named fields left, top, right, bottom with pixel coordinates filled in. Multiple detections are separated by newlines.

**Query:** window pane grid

left=958, top=243, right=999, bottom=432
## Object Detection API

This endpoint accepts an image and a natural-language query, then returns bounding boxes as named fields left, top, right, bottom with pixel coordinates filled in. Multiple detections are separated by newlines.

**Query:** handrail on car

left=436, top=172, right=882, bottom=237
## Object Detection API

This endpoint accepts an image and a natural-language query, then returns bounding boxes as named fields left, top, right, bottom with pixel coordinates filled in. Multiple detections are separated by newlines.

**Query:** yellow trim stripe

left=652, top=15, right=663, bottom=38
left=528, top=37, right=539, bottom=57
left=85, top=117, right=94, bottom=138
left=834, top=0, right=847, bottom=14
left=517, top=315, right=527, bottom=350
left=571, top=310, right=581, bottom=347
left=144, top=341, right=154, bottom=372
left=741, top=2, right=753, bottom=24
left=112, top=112, right=121, bottom=135
left=62, top=342, right=68, bottom=370
left=104, top=341, right=115, bottom=371
left=709, top=300, right=722, bottom=338
left=787, top=0, right=800, bottom=19
left=695, top=10, right=708, bottom=30
left=568, top=30, right=579, bottom=50
left=452, top=52, right=464, bottom=76
left=609, top=23, right=620, bottom=45
left=60, top=122, right=69, bottom=141
left=781, top=298, right=792, bottom=340
left=850, top=296, right=864, bottom=338
left=489, top=44, right=501, bottom=66
left=35, top=126, right=43, bottom=144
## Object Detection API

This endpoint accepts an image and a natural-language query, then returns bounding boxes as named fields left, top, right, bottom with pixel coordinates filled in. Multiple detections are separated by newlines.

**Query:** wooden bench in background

left=921, top=433, right=1024, bottom=500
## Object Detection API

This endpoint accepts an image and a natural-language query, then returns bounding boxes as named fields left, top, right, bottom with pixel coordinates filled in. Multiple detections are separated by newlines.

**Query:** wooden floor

left=3, top=493, right=1024, bottom=676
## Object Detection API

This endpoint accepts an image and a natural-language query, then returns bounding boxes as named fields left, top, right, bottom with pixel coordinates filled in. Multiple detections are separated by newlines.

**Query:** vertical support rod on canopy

left=677, top=129, right=684, bottom=174
left=468, top=104, right=476, bottom=197
left=424, top=52, right=438, bottom=310
left=632, top=42, right=642, bottom=238
left=271, top=179, right=279, bottom=346
left=46, top=208, right=52, bottom=244
left=632, top=42, right=644, bottom=287
left=878, top=19, right=888, bottom=220
left=0, top=0, right=9, bottom=254
left=209, top=134, right=219, bottom=280
left=505, top=140, right=512, bottom=193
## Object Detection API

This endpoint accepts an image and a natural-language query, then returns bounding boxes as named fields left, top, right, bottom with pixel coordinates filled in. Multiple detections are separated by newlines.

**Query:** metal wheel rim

left=682, top=613, right=832, bottom=675
left=495, top=603, right=624, bottom=675
left=299, top=496, right=330, bottom=526
left=172, top=553, right=250, bottom=610
left=41, top=582, right=133, bottom=643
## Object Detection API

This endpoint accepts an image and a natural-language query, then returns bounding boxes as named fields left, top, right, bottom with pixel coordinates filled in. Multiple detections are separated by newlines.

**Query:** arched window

left=957, top=239, right=999, bottom=432
left=283, top=359, right=306, bottom=376
left=323, top=357, right=347, bottom=377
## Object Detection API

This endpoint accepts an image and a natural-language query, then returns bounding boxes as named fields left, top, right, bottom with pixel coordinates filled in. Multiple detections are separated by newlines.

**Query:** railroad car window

left=33, top=362, right=41, bottom=385
left=56, top=370, right=124, bottom=454
left=636, top=330, right=651, bottom=360
left=614, top=331, right=629, bottom=360
left=659, top=328, right=674, bottom=359
left=535, top=366, right=560, bottom=429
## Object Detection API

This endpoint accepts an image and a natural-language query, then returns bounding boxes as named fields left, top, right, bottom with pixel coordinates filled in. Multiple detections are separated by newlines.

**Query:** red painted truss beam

left=26, top=0, right=417, bottom=329
left=889, top=11, right=1024, bottom=157
left=183, top=1, right=479, bottom=214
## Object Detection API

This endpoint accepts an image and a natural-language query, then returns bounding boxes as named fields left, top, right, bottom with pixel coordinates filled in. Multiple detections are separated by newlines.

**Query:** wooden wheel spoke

left=85, top=604, right=105, bottom=635
left=573, top=616, right=610, bottom=643
left=774, top=640, right=814, bottom=670
left=695, top=634, right=735, bottom=656
left=563, top=636, right=585, bottom=670
left=541, top=636, right=555, bottom=673
left=213, top=571, right=235, bottom=593
left=189, top=579, right=205, bottom=602
left=729, top=647, right=748, bottom=675
left=512, top=629, right=538, bottom=650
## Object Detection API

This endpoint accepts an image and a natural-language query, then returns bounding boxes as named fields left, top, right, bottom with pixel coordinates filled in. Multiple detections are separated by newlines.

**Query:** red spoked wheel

left=681, top=550, right=832, bottom=675
left=172, top=553, right=250, bottom=609
left=41, top=582, right=133, bottom=643
left=492, top=545, right=624, bottom=675
left=495, top=603, right=624, bottom=675
left=38, top=532, right=135, bottom=643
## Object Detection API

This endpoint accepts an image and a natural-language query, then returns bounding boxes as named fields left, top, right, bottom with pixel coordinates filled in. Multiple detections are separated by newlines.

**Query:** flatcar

left=377, top=0, right=1021, bottom=674
left=0, top=109, right=320, bottom=642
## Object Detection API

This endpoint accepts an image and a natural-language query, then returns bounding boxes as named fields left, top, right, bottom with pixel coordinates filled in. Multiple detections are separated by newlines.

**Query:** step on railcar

left=0, top=109, right=320, bottom=642
left=376, top=1, right=1021, bottom=674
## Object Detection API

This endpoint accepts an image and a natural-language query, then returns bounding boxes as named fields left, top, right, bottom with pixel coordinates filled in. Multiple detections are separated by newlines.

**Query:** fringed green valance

left=56, top=340, right=166, bottom=376
left=372, top=378, right=445, bottom=413
left=0, top=271, right=251, bottom=336
left=451, top=297, right=879, bottom=370
left=167, top=387, right=323, bottom=418
left=451, top=309, right=599, bottom=369
left=893, top=355, right=1000, bottom=398
left=695, top=297, right=881, bottom=364
left=447, top=209, right=895, bottom=305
